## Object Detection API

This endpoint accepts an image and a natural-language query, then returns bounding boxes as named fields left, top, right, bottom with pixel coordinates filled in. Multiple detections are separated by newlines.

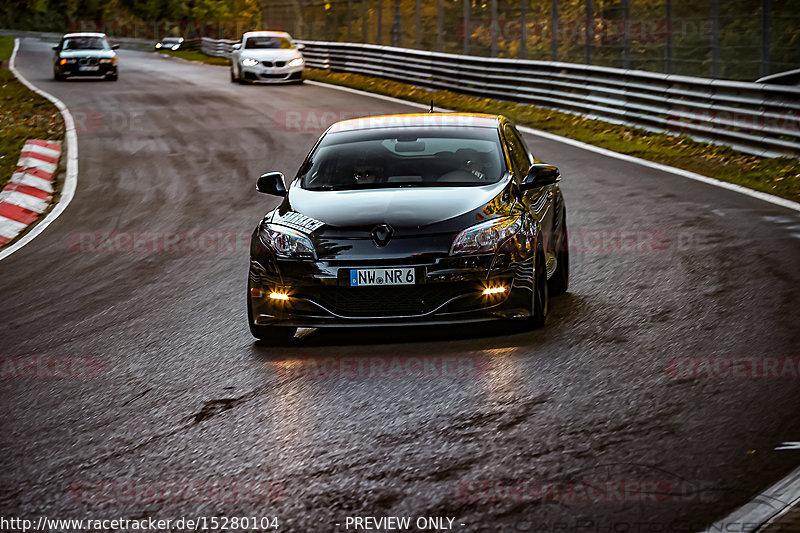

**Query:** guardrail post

left=362, top=0, right=367, bottom=42
left=585, top=0, right=591, bottom=64
left=347, top=0, right=353, bottom=41
left=416, top=0, right=421, bottom=48
left=761, top=0, right=770, bottom=78
left=463, top=0, right=470, bottom=55
left=391, top=0, right=402, bottom=47
left=711, top=0, right=720, bottom=78
left=437, top=0, right=444, bottom=51
left=623, top=0, right=630, bottom=69
left=551, top=0, right=558, bottom=61
left=520, top=0, right=527, bottom=59
left=377, top=0, right=383, bottom=44
left=665, top=0, right=673, bottom=74
left=491, top=0, right=498, bottom=57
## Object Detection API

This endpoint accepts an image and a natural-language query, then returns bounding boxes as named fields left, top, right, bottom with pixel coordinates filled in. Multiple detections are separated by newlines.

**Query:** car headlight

left=259, top=224, right=316, bottom=259
left=451, top=215, right=523, bottom=255
left=288, top=57, right=304, bottom=67
left=99, top=57, right=116, bottom=65
left=155, top=43, right=162, bottom=48
left=241, top=57, right=260, bottom=67
left=171, top=45, right=179, bottom=50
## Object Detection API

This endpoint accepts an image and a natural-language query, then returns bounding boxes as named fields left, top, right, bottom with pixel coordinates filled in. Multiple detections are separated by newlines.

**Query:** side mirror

left=232, top=43, right=242, bottom=50
left=295, top=43, right=306, bottom=50
left=521, top=164, right=560, bottom=190
left=111, top=44, right=120, bottom=50
left=256, top=172, right=287, bottom=196
left=52, top=45, right=59, bottom=51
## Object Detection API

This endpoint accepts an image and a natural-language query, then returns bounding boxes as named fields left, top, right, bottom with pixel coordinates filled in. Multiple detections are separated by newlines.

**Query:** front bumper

left=240, top=62, right=304, bottom=83
left=58, top=64, right=117, bottom=77
left=248, top=254, right=535, bottom=328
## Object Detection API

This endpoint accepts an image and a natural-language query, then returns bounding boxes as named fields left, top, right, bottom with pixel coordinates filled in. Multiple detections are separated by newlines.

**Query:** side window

left=504, top=125, right=533, bottom=176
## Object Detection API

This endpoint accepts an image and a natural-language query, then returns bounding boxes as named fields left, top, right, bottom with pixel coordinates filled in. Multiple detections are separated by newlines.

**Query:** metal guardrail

left=198, top=37, right=238, bottom=57
left=294, top=40, right=800, bottom=159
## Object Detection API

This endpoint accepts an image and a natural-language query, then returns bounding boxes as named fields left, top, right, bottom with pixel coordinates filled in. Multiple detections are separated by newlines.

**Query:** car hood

left=240, top=49, right=301, bottom=60
left=285, top=179, right=510, bottom=228
left=59, top=50, right=116, bottom=58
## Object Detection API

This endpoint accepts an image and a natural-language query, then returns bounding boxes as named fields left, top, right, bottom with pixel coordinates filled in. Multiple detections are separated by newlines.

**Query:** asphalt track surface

left=1, top=38, right=799, bottom=531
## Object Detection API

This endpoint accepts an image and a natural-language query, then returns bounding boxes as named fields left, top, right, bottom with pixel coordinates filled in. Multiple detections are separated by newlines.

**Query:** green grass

left=0, top=36, right=14, bottom=62
left=0, top=37, right=64, bottom=191
left=304, top=69, right=800, bottom=203
left=155, top=49, right=230, bottom=66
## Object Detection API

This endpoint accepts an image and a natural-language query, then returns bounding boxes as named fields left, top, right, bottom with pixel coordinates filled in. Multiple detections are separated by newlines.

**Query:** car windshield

left=63, top=37, right=109, bottom=50
left=300, top=127, right=506, bottom=190
left=244, top=36, right=293, bottom=49
left=161, top=38, right=181, bottom=44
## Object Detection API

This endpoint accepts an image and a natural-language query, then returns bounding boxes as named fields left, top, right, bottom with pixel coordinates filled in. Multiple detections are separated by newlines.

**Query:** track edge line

left=0, top=37, right=79, bottom=262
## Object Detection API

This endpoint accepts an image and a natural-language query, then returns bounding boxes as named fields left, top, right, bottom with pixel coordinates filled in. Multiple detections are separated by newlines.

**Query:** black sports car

left=248, top=113, right=568, bottom=341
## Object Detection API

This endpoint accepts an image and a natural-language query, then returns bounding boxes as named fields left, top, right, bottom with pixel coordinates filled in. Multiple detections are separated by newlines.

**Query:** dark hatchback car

left=155, top=37, right=185, bottom=51
left=53, top=32, right=119, bottom=81
left=248, top=113, right=568, bottom=341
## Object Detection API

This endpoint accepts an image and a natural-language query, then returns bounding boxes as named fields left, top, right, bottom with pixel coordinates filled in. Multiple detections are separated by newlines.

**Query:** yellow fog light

left=482, top=286, right=507, bottom=296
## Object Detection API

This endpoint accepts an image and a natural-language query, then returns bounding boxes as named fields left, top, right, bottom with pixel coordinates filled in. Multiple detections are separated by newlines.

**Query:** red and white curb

left=0, top=140, right=61, bottom=246
left=0, top=38, right=78, bottom=261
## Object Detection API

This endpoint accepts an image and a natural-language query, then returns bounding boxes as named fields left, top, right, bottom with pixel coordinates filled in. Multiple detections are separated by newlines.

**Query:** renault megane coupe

left=247, top=113, right=568, bottom=341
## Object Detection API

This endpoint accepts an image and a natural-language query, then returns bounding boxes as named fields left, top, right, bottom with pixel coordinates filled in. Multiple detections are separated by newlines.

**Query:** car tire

left=247, top=291, right=297, bottom=343
left=548, top=208, right=569, bottom=295
left=230, top=69, right=236, bottom=83
left=53, top=71, right=65, bottom=81
left=528, top=240, right=549, bottom=328
left=106, top=74, right=118, bottom=81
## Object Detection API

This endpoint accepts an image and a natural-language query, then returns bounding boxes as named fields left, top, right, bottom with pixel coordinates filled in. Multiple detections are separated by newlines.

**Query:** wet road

left=1, top=38, right=799, bottom=531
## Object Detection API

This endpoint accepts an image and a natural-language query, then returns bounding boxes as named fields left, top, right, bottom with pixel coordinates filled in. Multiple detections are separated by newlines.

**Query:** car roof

left=328, top=113, right=502, bottom=133
left=243, top=31, right=292, bottom=39
left=63, top=33, right=108, bottom=38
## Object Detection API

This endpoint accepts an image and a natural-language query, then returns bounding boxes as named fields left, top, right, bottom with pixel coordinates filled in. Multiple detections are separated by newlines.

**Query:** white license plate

left=349, top=268, right=415, bottom=286
left=79, top=66, right=99, bottom=71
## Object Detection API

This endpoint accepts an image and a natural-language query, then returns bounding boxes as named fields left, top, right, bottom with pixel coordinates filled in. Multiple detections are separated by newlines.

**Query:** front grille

left=306, top=283, right=473, bottom=317
left=260, top=73, right=288, bottom=79
left=261, top=60, right=287, bottom=67
left=78, top=58, right=98, bottom=65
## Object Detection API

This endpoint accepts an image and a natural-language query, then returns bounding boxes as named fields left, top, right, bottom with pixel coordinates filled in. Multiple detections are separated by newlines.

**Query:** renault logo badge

left=371, top=224, right=393, bottom=247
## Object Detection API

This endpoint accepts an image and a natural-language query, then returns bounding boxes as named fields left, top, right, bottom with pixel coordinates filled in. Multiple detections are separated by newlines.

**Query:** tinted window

left=504, top=125, right=532, bottom=175
left=301, top=127, right=507, bottom=190
left=244, top=37, right=293, bottom=49
left=62, top=37, right=110, bottom=50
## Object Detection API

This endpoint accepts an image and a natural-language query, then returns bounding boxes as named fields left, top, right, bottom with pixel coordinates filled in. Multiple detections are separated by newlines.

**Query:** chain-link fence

left=260, top=0, right=800, bottom=81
